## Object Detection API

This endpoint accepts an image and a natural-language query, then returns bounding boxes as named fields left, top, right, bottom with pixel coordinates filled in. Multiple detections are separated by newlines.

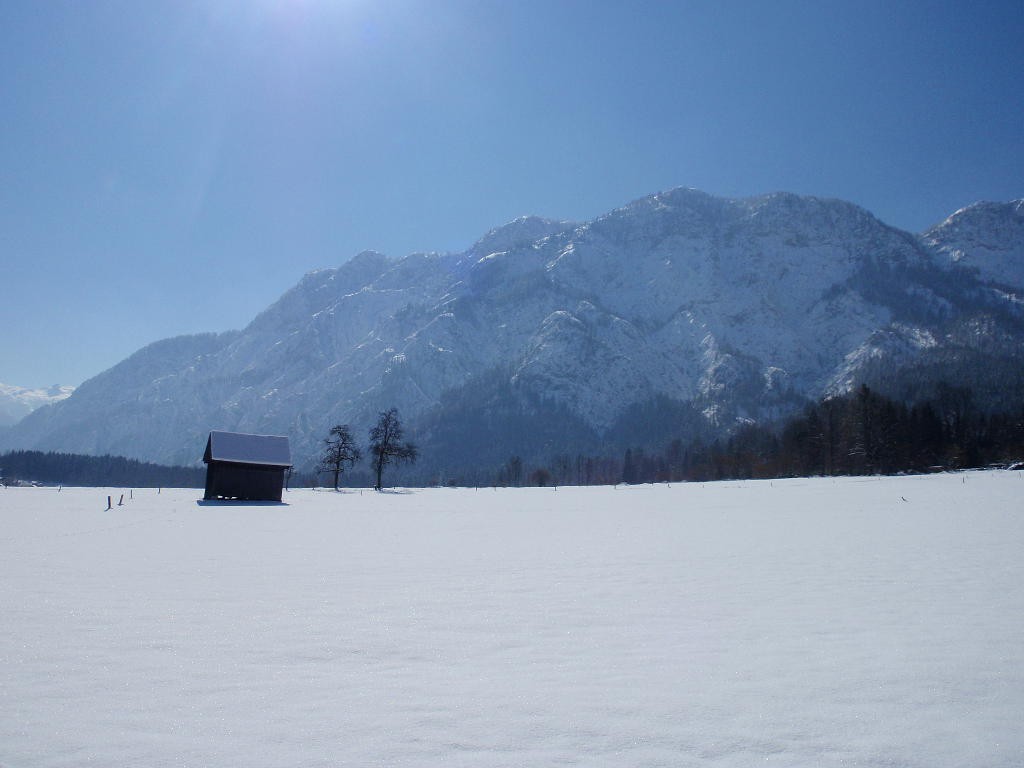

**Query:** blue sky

left=2, top=0, right=1022, bottom=388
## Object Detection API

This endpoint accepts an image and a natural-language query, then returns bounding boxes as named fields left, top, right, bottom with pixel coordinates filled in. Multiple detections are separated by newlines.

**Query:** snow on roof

left=205, top=431, right=292, bottom=467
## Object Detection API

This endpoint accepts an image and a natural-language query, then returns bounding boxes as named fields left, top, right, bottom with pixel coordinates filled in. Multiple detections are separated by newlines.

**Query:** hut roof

left=204, top=431, right=292, bottom=467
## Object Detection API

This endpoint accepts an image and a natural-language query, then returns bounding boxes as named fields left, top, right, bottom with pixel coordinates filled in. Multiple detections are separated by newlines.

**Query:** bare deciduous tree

left=319, top=424, right=361, bottom=491
left=369, top=408, right=417, bottom=490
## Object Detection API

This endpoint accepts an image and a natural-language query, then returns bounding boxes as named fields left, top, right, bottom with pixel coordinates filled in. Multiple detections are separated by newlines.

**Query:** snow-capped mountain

left=0, top=383, right=74, bottom=428
left=923, top=200, right=1024, bottom=290
left=3, top=188, right=1022, bottom=469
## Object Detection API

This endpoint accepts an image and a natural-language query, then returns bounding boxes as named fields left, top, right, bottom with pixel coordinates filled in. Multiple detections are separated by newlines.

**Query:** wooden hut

left=203, top=431, right=292, bottom=501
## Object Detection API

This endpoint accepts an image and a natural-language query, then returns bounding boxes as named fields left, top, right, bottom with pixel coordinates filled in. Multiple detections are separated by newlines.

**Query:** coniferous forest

left=0, top=451, right=205, bottom=488
left=620, top=385, right=1019, bottom=485
left=488, top=384, right=1024, bottom=487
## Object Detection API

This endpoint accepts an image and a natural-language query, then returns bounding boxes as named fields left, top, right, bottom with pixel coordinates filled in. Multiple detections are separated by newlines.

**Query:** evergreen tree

left=621, top=449, right=637, bottom=484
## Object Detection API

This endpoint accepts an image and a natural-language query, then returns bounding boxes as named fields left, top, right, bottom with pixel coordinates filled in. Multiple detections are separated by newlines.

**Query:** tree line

left=4, top=387, right=1018, bottom=491
left=0, top=450, right=205, bottom=488
left=491, top=384, right=1024, bottom=487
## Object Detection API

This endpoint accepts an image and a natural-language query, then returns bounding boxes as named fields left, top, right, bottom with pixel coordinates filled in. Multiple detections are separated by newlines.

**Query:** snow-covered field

left=2, top=472, right=1022, bottom=767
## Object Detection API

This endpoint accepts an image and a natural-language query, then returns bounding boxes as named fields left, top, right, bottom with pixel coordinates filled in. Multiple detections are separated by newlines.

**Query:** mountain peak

left=472, top=216, right=575, bottom=256
left=351, top=248, right=390, bottom=263
left=926, top=198, right=1024, bottom=235
left=0, top=382, right=75, bottom=428
left=923, top=198, right=1024, bottom=289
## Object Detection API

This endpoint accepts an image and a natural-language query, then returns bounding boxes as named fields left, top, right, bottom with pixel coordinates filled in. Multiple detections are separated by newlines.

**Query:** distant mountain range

left=3, top=189, right=1022, bottom=476
left=0, top=384, right=74, bottom=428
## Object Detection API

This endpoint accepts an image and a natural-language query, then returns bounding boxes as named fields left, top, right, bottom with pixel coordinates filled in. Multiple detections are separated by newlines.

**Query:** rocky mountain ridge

left=4, top=188, right=1022, bottom=471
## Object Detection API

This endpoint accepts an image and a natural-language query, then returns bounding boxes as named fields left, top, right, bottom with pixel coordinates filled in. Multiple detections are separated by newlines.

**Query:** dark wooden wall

left=204, top=461, right=286, bottom=501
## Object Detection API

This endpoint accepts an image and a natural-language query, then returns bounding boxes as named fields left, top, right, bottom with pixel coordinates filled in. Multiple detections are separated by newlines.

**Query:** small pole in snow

left=130, top=489, right=133, bottom=500
left=118, top=494, right=124, bottom=506
left=106, top=496, right=112, bottom=510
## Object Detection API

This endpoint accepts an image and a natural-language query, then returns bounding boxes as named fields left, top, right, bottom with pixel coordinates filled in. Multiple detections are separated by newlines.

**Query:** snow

left=205, top=431, right=292, bottom=467
left=2, top=472, right=1022, bottom=767
left=0, top=383, right=74, bottom=427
